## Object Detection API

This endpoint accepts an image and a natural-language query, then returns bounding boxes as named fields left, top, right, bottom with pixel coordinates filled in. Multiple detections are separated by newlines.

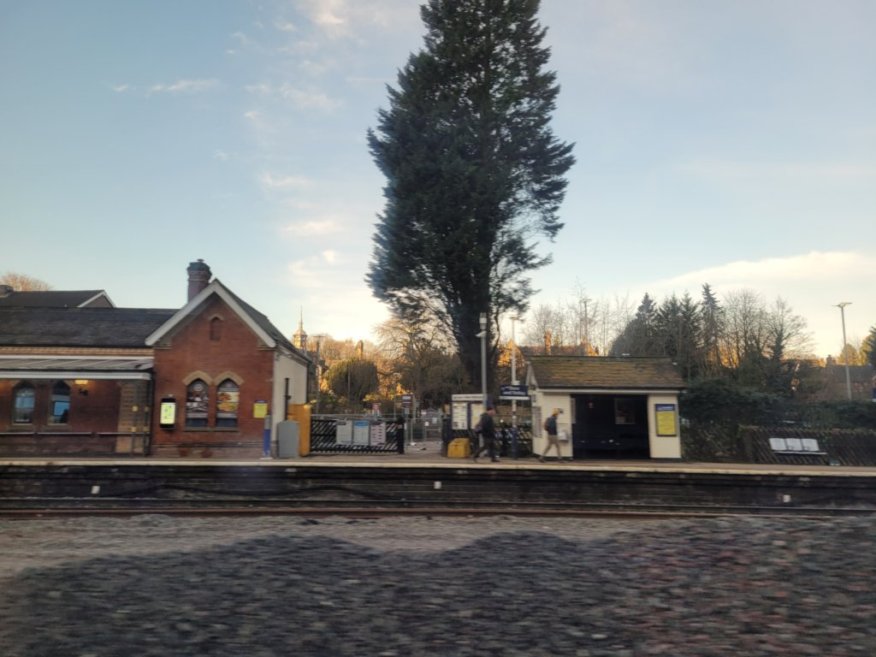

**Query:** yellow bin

left=447, top=437, right=471, bottom=458
left=286, top=403, right=312, bottom=456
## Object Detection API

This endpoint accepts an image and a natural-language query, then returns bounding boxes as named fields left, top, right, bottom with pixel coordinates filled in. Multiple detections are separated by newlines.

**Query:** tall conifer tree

left=367, top=0, right=575, bottom=387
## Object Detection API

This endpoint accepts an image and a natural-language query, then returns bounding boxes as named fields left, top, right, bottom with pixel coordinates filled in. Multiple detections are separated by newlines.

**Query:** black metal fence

left=682, top=422, right=876, bottom=466
left=308, top=415, right=535, bottom=458
left=459, top=425, right=534, bottom=458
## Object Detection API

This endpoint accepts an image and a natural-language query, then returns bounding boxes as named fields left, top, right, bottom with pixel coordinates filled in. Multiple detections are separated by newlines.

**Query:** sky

left=1, top=0, right=874, bottom=358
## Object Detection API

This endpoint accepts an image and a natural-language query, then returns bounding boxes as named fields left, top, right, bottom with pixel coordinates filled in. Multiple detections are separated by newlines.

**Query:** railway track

left=3, top=498, right=874, bottom=519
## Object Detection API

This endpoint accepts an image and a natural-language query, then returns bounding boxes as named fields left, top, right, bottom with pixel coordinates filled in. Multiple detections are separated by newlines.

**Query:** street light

left=478, top=312, right=488, bottom=409
left=836, top=302, right=852, bottom=401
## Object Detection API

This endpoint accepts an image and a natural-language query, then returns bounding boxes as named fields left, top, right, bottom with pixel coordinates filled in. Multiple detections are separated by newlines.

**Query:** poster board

left=655, top=403, right=678, bottom=437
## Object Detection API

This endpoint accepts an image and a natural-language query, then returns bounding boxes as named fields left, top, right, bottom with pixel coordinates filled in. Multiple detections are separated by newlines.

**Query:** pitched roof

left=528, top=356, right=685, bottom=390
left=145, top=280, right=309, bottom=364
left=0, top=307, right=176, bottom=348
left=0, top=290, right=114, bottom=308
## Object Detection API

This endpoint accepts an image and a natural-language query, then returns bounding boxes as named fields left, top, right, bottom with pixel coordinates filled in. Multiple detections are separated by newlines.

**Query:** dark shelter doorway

left=572, top=394, right=650, bottom=459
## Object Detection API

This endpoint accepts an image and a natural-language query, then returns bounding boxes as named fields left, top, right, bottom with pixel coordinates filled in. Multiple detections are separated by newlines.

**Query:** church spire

left=292, top=307, right=308, bottom=350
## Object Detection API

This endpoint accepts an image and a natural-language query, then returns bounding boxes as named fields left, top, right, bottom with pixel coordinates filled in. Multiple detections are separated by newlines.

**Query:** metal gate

left=309, top=415, right=404, bottom=454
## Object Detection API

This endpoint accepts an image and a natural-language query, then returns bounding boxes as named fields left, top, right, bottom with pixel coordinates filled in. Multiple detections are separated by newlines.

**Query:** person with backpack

left=471, top=406, right=499, bottom=463
left=540, top=408, right=566, bottom=462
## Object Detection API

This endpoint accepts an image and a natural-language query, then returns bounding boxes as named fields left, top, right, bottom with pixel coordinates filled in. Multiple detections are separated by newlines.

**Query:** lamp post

left=478, top=313, right=488, bottom=409
left=836, top=302, right=852, bottom=401
left=510, top=316, right=523, bottom=428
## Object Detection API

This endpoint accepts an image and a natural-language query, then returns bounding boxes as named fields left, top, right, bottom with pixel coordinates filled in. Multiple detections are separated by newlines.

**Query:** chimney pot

left=187, top=260, right=212, bottom=301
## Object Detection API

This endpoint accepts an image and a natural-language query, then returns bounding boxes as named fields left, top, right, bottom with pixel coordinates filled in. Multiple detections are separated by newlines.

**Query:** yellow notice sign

left=655, top=404, right=678, bottom=437
left=253, top=401, right=269, bottom=419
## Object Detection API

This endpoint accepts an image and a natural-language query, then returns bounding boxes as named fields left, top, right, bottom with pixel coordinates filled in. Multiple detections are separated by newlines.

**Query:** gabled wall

left=150, top=295, right=275, bottom=458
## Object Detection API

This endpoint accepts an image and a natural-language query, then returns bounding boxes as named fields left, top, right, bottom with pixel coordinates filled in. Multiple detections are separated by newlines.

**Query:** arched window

left=49, top=381, right=71, bottom=424
left=216, top=379, right=239, bottom=428
left=209, top=317, right=223, bottom=341
left=12, top=382, right=35, bottom=424
left=185, top=379, right=209, bottom=428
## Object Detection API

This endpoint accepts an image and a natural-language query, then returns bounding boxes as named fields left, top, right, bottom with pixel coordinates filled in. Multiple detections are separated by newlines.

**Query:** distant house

left=0, top=261, right=309, bottom=458
left=526, top=356, right=686, bottom=460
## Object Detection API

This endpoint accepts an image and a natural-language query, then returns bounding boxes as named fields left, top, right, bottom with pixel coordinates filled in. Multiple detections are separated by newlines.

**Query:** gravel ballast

left=1, top=514, right=874, bottom=656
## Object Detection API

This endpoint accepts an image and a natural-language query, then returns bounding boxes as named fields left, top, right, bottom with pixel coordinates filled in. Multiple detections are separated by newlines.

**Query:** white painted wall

left=532, top=392, right=573, bottom=459
left=271, top=353, right=309, bottom=439
left=646, top=394, right=682, bottom=459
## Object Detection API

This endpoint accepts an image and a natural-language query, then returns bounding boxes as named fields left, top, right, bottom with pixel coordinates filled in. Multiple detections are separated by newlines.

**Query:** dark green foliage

left=681, top=378, right=783, bottom=426
left=700, top=283, right=723, bottom=376
left=325, top=359, right=380, bottom=408
left=367, top=0, right=575, bottom=387
left=682, top=379, right=876, bottom=440
left=609, top=293, right=661, bottom=357
left=793, top=401, right=876, bottom=429
left=864, top=325, right=876, bottom=368
left=654, top=293, right=702, bottom=379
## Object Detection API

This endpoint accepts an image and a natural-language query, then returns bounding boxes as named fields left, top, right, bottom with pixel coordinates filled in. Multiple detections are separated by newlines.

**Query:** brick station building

left=0, top=261, right=309, bottom=458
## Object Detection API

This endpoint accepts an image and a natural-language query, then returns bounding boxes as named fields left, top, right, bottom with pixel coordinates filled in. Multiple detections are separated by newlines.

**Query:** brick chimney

left=187, top=259, right=212, bottom=301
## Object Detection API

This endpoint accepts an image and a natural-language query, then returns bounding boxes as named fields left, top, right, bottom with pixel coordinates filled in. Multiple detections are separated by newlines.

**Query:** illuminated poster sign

left=159, top=397, right=177, bottom=429
left=655, top=403, right=678, bottom=437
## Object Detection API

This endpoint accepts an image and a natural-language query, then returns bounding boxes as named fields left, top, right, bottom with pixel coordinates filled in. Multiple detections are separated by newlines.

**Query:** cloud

left=245, top=82, right=339, bottom=110
left=213, top=150, right=230, bottom=162
left=293, top=0, right=419, bottom=40
left=287, top=252, right=343, bottom=289
left=259, top=172, right=313, bottom=191
left=275, top=20, right=298, bottom=33
left=148, top=79, right=219, bottom=95
left=651, top=251, right=872, bottom=292
left=111, top=84, right=131, bottom=93
left=283, top=218, right=342, bottom=236
left=678, top=160, right=876, bottom=183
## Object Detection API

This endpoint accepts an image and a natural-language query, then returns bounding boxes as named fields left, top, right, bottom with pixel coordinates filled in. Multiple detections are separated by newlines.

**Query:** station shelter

left=526, top=356, right=685, bottom=460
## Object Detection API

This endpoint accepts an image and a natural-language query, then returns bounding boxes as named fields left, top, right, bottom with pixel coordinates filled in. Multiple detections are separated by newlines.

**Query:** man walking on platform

left=472, top=406, right=499, bottom=463
left=540, top=408, right=566, bottom=462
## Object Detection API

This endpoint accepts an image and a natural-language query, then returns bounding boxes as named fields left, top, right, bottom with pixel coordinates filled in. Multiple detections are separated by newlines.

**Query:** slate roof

left=0, top=290, right=112, bottom=308
left=0, top=307, right=176, bottom=348
left=221, top=284, right=302, bottom=357
left=528, top=356, right=686, bottom=390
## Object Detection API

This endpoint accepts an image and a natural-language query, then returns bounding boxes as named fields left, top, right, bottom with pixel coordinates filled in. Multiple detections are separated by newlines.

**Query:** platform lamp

left=478, top=312, right=488, bottom=409
left=836, top=302, right=852, bottom=401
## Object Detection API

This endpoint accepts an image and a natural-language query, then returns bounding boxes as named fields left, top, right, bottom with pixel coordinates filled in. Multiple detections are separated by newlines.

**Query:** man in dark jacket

left=472, top=406, right=499, bottom=463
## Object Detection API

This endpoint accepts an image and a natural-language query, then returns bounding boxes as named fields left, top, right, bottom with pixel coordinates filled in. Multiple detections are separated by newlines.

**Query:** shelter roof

left=527, top=356, right=685, bottom=391
left=0, top=355, right=154, bottom=380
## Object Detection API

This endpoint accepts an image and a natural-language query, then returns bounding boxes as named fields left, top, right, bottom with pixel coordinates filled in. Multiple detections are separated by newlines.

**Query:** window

left=185, top=379, right=209, bottom=427
left=216, top=379, right=239, bottom=428
left=209, top=317, right=223, bottom=341
left=49, top=381, right=71, bottom=424
left=13, top=383, right=35, bottom=424
left=614, top=398, right=636, bottom=425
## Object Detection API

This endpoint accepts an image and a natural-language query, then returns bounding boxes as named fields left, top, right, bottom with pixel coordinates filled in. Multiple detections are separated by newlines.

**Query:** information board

left=655, top=403, right=678, bottom=437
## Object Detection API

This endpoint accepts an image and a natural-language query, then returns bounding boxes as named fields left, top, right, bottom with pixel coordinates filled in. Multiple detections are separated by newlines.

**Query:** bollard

left=262, top=414, right=272, bottom=458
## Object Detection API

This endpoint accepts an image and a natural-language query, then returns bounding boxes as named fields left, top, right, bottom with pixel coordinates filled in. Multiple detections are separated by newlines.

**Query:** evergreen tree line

left=528, top=283, right=876, bottom=396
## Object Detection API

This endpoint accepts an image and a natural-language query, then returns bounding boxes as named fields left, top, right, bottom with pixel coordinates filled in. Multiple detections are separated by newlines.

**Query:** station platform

left=3, top=437, right=874, bottom=477
left=3, top=439, right=876, bottom=516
